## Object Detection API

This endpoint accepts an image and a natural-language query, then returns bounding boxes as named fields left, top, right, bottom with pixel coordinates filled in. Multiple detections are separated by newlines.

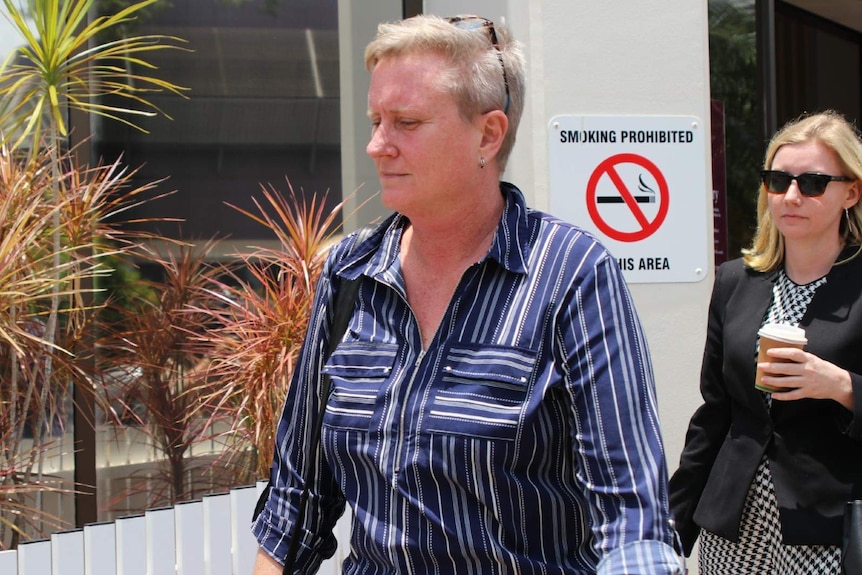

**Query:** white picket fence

left=0, top=481, right=352, bottom=575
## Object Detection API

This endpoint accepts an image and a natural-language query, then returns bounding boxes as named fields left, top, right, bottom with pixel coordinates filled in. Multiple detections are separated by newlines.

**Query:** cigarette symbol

left=597, top=174, right=656, bottom=204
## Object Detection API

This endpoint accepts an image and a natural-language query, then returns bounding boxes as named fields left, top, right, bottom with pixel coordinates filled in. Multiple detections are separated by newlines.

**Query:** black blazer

left=669, top=251, right=862, bottom=556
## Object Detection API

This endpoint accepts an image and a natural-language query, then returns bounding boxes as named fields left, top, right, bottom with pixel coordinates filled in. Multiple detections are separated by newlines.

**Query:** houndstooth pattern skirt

left=698, top=457, right=841, bottom=574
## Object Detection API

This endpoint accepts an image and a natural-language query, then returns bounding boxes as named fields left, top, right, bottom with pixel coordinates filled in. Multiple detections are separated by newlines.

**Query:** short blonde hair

left=743, top=110, right=862, bottom=271
left=364, top=14, right=526, bottom=173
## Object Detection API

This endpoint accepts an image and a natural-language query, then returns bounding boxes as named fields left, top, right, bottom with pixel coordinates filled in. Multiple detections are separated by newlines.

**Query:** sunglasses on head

left=445, top=15, right=511, bottom=114
left=759, top=169, right=853, bottom=197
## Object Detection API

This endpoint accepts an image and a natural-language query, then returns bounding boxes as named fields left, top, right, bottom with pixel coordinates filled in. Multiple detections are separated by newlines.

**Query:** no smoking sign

left=587, top=153, right=669, bottom=242
left=548, top=115, right=709, bottom=283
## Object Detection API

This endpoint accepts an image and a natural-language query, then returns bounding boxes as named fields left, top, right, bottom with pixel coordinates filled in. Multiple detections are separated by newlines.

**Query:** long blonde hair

left=743, top=110, right=862, bottom=271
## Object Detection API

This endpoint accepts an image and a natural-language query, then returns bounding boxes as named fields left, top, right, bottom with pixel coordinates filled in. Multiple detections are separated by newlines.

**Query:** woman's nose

left=783, top=181, right=804, bottom=203
left=366, top=125, right=393, bottom=158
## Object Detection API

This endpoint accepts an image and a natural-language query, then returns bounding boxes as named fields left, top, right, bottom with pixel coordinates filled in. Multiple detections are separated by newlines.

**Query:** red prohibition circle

left=586, top=153, right=669, bottom=242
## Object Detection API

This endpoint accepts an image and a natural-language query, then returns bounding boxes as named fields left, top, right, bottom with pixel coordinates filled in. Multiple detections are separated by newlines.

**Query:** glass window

left=775, top=1, right=862, bottom=128
left=93, top=0, right=342, bottom=242
left=83, top=0, right=341, bottom=521
left=709, top=0, right=760, bottom=259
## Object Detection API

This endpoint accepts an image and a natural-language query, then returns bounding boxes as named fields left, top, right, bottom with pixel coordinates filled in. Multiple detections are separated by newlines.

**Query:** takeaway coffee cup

left=755, top=323, right=807, bottom=393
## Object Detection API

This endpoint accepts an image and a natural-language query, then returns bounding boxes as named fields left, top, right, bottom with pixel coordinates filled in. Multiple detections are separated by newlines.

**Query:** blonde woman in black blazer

left=670, top=110, right=862, bottom=574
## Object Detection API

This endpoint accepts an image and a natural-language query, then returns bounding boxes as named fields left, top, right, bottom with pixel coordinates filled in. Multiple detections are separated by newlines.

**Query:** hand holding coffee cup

left=755, top=323, right=807, bottom=393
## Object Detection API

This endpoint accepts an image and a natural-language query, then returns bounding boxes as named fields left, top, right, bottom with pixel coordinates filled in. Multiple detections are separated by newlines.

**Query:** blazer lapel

left=726, top=268, right=778, bottom=413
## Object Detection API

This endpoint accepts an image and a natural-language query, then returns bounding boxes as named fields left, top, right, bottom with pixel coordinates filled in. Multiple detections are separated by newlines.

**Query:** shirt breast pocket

left=425, top=345, right=537, bottom=441
left=321, top=341, right=398, bottom=431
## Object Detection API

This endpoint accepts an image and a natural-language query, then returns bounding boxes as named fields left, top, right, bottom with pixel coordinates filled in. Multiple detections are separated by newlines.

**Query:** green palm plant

left=0, top=0, right=188, bottom=539
left=0, top=0, right=189, bottom=404
left=0, top=0, right=189, bottom=151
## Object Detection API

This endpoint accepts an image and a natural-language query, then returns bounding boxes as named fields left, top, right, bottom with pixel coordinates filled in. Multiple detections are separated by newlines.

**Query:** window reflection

left=708, top=0, right=760, bottom=257
left=94, top=0, right=342, bottom=242
left=85, top=0, right=341, bottom=521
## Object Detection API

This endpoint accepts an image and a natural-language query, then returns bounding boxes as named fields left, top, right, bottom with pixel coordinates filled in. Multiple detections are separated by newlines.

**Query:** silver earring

left=479, top=157, right=486, bottom=169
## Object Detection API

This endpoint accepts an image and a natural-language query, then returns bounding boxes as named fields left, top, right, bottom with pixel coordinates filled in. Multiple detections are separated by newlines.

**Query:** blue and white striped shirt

left=253, top=183, right=681, bottom=574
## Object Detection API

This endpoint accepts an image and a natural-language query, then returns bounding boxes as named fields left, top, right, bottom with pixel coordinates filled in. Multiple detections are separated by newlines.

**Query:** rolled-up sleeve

left=598, top=540, right=684, bottom=575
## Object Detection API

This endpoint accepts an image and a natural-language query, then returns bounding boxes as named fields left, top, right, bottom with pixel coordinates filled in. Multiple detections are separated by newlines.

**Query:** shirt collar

left=488, top=182, right=530, bottom=275
left=338, top=182, right=531, bottom=281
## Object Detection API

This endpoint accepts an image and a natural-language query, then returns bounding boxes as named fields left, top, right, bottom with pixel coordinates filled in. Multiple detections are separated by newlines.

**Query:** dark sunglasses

left=759, top=169, right=853, bottom=197
left=445, top=15, right=511, bottom=114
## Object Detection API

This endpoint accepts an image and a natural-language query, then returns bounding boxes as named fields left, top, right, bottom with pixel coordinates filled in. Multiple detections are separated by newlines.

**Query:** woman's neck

left=783, top=237, right=844, bottom=284
left=402, top=190, right=505, bottom=268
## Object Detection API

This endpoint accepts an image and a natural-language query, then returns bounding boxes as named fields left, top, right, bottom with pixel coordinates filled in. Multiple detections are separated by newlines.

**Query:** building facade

left=3, top=0, right=858, bottom=548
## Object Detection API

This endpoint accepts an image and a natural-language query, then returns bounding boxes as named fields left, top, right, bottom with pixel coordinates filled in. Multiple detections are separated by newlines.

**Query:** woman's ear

left=845, top=179, right=862, bottom=209
left=478, top=109, right=508, bottom=162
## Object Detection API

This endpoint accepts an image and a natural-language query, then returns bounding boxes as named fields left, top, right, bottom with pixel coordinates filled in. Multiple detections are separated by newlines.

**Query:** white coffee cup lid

left=757, top=323, right=807, bottom=345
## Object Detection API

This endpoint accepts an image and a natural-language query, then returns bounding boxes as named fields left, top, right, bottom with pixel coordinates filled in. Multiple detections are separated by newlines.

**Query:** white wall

left=340, top=0, right=711, bottom=524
